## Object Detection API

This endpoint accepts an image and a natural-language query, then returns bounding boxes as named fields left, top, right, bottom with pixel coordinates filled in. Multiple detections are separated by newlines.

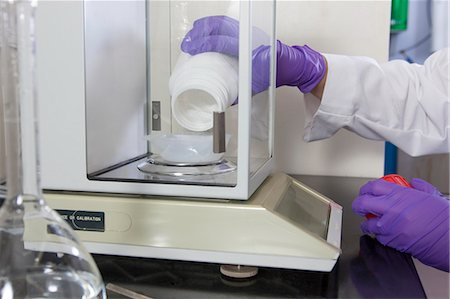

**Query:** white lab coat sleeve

left=303, top=48, right=449, bottom=157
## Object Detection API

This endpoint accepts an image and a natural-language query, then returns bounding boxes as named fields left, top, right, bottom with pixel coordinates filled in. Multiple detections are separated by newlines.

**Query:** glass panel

left=275, top=181, right=331, bottom=239
left=84, top=1, right=147, bottom=175
left=85, top=1, right=246, bottom=187
left=249, top=0, right=274, bottom=176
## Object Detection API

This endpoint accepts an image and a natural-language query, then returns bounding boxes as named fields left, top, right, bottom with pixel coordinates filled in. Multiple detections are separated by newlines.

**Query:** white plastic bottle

left=169, top=52, right=239, bottom=132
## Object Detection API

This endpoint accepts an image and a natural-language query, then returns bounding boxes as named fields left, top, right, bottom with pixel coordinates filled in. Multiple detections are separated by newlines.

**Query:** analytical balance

left=36, top=0, right=342, bottom=272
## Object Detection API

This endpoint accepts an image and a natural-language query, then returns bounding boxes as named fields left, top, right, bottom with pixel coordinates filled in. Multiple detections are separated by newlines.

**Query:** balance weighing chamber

left=36, top=0, right=342, bottom=272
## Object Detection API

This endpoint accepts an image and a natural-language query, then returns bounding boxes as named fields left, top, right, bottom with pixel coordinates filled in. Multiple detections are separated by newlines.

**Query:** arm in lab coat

left=303, top=48, right=449, bottom=157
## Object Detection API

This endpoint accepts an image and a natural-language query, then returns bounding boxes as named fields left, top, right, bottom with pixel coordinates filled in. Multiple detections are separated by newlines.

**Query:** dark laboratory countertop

left=92, top=175, right=434, bottom=299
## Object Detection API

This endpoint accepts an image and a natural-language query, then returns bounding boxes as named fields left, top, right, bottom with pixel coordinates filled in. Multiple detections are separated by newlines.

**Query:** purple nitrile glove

left=181, top=15, right=327, bottom=94
left=181, top=15, right=240, bottom=57
left=352, top=178, right=450, bottom=272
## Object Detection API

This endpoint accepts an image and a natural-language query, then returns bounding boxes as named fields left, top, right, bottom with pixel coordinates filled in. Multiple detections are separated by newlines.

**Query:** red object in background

left=366, top=174, right=411, bottom=219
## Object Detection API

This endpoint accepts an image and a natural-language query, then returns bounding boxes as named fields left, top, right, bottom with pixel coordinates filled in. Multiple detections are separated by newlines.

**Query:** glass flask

left=0, top=1, right=106, bottom=298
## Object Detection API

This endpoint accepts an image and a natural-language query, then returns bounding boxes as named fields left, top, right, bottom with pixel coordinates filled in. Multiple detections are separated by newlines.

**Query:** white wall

left=274, top=0, right=391, bottom=178
left=431, top=0, right=449, bottom=51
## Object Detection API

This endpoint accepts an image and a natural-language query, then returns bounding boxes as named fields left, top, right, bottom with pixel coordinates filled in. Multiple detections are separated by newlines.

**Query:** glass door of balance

left=84, top=1, right=274, bottom=188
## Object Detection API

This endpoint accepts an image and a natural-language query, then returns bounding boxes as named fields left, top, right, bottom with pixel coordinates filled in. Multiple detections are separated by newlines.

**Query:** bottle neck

left=1, top=0, right=41, bottom=205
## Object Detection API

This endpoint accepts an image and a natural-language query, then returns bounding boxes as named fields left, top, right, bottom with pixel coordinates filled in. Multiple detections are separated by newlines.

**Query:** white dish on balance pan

left=145, top=134, right=231, bottom=165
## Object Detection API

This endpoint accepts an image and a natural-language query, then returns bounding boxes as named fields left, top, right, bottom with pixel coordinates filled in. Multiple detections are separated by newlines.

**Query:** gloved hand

left=352, top=178, right=449, bottom=272
left=181, top=15, right=327, bottom=94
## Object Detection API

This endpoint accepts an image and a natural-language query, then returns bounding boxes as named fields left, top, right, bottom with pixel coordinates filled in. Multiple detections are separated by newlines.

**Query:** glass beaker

left=0, top=1, right=106, bottom=298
